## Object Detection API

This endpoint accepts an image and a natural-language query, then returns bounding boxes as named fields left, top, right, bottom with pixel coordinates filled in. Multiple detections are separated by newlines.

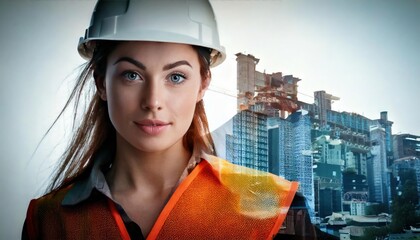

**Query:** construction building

left=310, top=92, right=373, bottom=214
left=393, top=134, right=420, bottom=159
left=327, top=110, right=372, bottom=176
left=314, top=91, right=340, bottom=127
left=235, top=53, right=299, bottom=118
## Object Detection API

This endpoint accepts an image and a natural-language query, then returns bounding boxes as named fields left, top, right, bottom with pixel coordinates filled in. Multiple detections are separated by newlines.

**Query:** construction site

left=210, top=52, right=415, bottom=239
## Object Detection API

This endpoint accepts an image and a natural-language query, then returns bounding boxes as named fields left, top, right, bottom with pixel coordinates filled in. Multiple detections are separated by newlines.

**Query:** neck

left=107, top=136, right=191, bottom=194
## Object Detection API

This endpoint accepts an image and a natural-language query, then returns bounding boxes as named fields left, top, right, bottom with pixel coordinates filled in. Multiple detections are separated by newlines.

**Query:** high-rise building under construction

left=212, top=52, right=399, bottom=222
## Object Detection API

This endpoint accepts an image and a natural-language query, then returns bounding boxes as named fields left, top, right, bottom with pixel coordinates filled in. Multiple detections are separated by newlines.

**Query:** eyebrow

left=113, top=57, right=192, bottom=71
left=114, top=57, right=146, bottom=70
left=162, top=60, right=192, bottom=71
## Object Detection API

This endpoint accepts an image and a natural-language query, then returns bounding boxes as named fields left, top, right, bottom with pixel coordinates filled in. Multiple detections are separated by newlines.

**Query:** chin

left=132, top=139, right=182, bottom=153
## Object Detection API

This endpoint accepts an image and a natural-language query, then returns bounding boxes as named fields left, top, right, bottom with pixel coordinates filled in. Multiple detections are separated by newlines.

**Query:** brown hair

left=47, top=41, right=215, bottom=192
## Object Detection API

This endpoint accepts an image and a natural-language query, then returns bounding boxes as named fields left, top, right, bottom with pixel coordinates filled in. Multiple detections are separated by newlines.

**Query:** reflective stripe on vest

left=111, top=157, right=298, bottom=240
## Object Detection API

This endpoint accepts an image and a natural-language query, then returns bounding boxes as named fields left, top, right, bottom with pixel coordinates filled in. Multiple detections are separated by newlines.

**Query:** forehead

left=108, top=41, right=199, bottom=65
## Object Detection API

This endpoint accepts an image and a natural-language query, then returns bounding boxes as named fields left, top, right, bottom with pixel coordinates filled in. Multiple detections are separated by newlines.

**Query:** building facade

left=368, top=124, right=390, bottom=205
left=392, top=156, right=420, bottom=202
left=378, top=112, right=394, bottom=167
left=226, top=110, right=269, bottom=171
left=268, top=110, right=314, bottom=218
left=393, top=134, right=420, bottom=160
left=235, top=53, right=299, bottom=117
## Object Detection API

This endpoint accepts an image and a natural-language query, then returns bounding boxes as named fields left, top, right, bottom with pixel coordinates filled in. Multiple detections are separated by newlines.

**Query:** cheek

left=170, top=92, right=197, bottom=114
left=168, top=90, right=199, bottom=128
left=106, top=83, right=139, bottom=120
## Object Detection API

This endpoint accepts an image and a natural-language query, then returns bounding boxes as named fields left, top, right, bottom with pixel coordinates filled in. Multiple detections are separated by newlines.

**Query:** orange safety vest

left=25, top=156, right=298, bottom=239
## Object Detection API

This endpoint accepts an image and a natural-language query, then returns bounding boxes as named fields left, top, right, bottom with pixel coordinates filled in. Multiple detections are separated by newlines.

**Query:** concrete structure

left=282, top=75, right=300, bottom=101
left=236, top=53, right=259, bottom=111
left=378, top=112, right=394, bottom=167
left=368, top=124, right=390, bottom=205
left=314, top=90, right=340, bottom=127
left=327, top=111, right=372, bottom=176
left=312, top=135, right=343, bottom=165
left=235, top=53, right=299, bottom=117
left=236, top=53, right=259, bottom=94
left=393, top=134, right=420, bottom=159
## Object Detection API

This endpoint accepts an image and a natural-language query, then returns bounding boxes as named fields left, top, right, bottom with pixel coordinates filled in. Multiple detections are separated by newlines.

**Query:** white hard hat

left=78, top=0, right=226, bottom=67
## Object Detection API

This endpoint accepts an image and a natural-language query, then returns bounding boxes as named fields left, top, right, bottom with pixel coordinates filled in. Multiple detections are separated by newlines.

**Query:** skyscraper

left=368, top=124, right=390, bottom=205
left=378, top=112, right=394, bottom=167
left=268, top=110, right=315, bottom=218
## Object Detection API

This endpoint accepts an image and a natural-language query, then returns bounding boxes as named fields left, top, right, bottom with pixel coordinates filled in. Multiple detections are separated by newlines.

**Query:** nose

left=141, top=81, right=162, bottom=111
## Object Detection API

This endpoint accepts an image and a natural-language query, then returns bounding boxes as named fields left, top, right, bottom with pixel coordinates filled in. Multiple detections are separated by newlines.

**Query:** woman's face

left=99, top=41, right=209, bottom=153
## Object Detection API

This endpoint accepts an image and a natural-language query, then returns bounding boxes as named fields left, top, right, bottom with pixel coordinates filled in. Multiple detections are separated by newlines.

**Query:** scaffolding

left=235, top=53, right=300, bottom=118
left=228, top=110, right=269, bottom=172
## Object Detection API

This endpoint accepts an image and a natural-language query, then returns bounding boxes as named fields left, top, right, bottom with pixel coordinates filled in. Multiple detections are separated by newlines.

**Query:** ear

left=197, top=74, right=211, bottom=102
left=94, top=73, right=107, bottom=101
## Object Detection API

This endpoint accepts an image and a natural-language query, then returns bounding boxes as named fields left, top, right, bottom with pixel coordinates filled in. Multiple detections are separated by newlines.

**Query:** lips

left=134, top=119, right=170, bottom=135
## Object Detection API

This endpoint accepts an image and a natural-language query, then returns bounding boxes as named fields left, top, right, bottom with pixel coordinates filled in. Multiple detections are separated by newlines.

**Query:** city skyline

left=211, top=43, right=420, bottom=236
left=211, top=91, right=420, bottom=237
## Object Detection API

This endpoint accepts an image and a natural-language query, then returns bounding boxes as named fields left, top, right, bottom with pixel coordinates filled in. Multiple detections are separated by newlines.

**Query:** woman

left=23, top=0, right=314, bottom=239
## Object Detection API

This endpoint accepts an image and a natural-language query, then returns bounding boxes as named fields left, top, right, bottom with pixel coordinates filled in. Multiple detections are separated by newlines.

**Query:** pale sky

left=208, top=0, right=420, bottom=135
left=1, top=0, right=419, bottom=238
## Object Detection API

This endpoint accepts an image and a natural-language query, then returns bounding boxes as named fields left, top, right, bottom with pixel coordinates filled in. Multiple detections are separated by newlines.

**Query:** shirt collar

left=62, top=147, right=113, bottom=206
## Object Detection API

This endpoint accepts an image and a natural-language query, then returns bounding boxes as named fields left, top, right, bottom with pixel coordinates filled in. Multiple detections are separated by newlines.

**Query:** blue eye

left=123, top=72, right=140, bottom=81
left=169, top=73, right=186, bottom=84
